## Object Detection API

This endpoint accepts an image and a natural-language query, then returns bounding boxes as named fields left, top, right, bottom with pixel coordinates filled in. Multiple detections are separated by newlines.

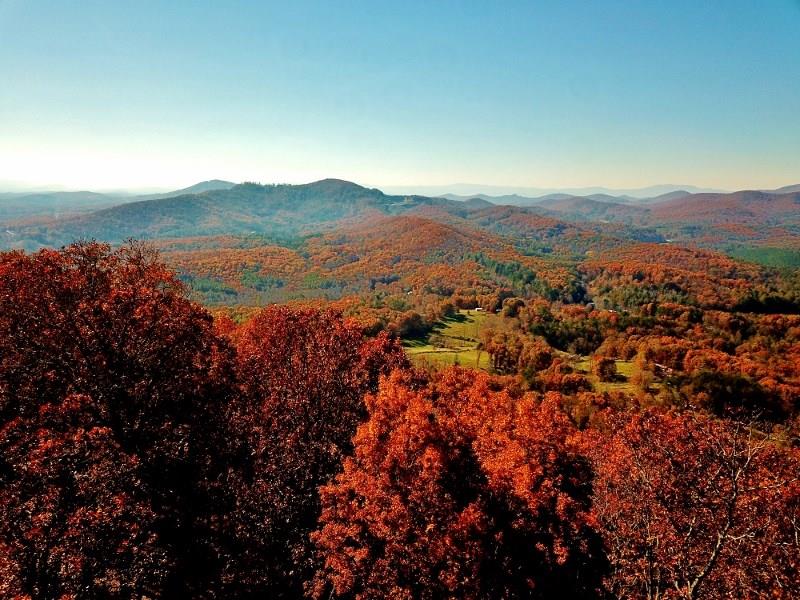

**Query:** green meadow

left=403, top=309, right=491, bottom=371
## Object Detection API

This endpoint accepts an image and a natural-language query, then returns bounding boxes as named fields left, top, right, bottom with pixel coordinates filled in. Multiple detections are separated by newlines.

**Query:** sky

left=1, top=0, right=799, bottom=192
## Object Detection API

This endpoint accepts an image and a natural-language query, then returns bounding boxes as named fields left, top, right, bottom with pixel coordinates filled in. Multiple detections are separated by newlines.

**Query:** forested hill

left=1, top=179, right=481, bottom=249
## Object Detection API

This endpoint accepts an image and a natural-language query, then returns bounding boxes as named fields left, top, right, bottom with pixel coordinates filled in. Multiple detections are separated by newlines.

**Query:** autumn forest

left=0, top=176, right=799, bottom=599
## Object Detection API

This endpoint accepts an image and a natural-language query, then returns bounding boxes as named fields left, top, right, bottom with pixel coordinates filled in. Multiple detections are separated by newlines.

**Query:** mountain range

left=2, top=178, right=799, bottom=256
left=382, top=183, right=728, bottom=199
left=440, top=183, right=799, bottom=208
left=1, top=179, right=466, bottom=248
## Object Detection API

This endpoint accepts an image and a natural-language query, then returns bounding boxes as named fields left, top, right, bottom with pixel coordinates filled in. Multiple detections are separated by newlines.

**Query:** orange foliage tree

left=310, top=369, right=607, bottom=599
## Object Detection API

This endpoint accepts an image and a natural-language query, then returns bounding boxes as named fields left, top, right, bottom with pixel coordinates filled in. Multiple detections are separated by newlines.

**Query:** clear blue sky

left=1, top=0, right=798, bottom=191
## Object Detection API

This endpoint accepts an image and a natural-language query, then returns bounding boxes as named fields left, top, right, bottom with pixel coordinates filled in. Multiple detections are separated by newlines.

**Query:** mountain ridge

left=2, top=180, right=480, bottom=249
left=4, top=178, right=800, bottom=254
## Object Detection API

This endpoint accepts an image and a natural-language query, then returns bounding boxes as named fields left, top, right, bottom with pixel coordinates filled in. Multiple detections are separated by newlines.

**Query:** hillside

left=638, top=189, right=693, bottom=204
left=535, top=196, right=648, bottom=223
left=157, top=213, right=582, bottom=305
left=651, top=190, right=800, bottom=225
left=640, top=190, right=800, bottom=250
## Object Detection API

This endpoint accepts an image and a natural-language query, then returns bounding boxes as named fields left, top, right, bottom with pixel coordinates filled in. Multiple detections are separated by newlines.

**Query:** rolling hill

left=636, top=190, right=693, bottom=204
left=650, top=190, right=800, bottom=225
left=534, top=196, right=648, bottom=223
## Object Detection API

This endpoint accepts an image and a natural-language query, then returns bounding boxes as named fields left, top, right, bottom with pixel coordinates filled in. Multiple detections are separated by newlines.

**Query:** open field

left=574, top=357, right=638, bottom=393
left=403, top=310, right=492, bottom=371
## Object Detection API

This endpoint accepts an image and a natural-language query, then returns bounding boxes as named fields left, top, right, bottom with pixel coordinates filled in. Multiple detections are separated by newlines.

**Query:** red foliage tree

left=587, top=410, right=800, bottom=599
left=310, top=368, right=607, bottom=599
left=0, top=242, right=235, bottom=597
left=0, top=394, right=170, bottom=599
left=224, top=305, right=408, bottom=596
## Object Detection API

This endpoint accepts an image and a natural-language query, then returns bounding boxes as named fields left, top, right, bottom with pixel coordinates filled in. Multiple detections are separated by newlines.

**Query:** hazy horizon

left=0, top=176, right=736, bottom=199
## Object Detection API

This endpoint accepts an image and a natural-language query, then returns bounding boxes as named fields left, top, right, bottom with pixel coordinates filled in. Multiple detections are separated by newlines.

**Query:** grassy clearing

left=573, top=357, right=638, bottom=394
left=403, top=310, right=491, bottom=371
left=403, top=312, right=654, bottom=389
